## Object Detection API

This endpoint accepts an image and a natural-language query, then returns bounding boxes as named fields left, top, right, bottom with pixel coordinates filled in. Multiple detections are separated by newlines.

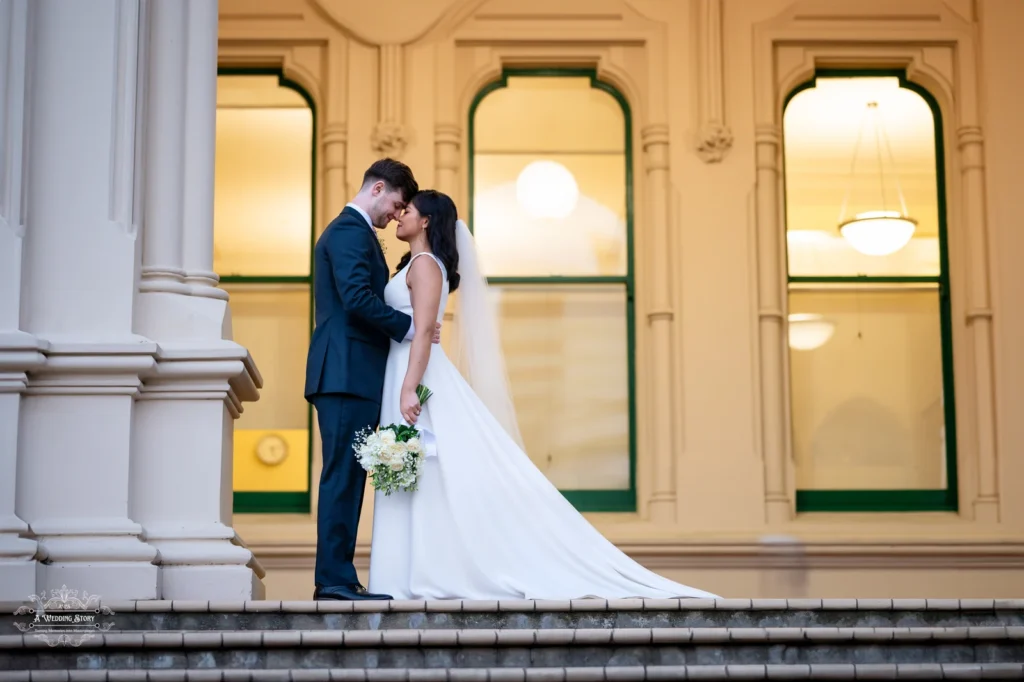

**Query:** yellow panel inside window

left=214, top=75, right=312, bottom=277
left=472, top=77, right=628, bottom=277
left=227, top=284, right=310, bottom=492
left=783, top=77, right=940, bottom=277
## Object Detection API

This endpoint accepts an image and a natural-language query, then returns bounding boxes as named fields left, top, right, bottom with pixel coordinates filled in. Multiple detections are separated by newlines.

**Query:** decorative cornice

left=143, top=341, right=263, bottom=409
left=23, top=340, right=158, bottom=397
left=0, top=331, right=47, bottom=381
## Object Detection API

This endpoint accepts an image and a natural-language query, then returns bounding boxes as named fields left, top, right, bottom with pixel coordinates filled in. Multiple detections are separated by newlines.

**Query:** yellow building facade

left=215, top=0, right=1024, bottom=600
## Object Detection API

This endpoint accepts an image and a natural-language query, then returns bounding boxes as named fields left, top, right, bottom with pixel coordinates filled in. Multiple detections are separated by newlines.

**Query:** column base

left=38, top=562, right=159, bottom=600
left=0, top=558, right=37, bottom=601
left=647, top=494, right=677, bottom=523
left=160, top=565, right=265, bottom=600
left=973, top=496, right=1000, bottom=523
left=765, top=496, right=793, bottom=523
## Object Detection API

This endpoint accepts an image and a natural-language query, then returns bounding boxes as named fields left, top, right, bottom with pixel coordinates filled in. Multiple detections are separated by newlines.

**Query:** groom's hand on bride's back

left=433, top=322, right=442, bottom=344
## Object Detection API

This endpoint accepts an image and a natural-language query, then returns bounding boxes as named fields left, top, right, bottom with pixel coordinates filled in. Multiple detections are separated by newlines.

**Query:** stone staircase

left=2, top=599, right=1024, bottom=680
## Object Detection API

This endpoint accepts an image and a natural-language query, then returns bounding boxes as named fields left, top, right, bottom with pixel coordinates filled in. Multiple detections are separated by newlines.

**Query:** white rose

left=379, top=430, right=397, bottom=446
left=406, top=438, right=422, bottom=454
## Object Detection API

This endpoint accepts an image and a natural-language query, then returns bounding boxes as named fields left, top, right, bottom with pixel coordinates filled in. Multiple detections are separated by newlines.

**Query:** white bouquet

left=353, top=384, right=432, bottom=495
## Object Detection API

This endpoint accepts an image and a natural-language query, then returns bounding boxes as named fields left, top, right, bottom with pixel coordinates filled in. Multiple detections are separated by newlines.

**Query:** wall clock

left=255, top=434, right=288, bottom=466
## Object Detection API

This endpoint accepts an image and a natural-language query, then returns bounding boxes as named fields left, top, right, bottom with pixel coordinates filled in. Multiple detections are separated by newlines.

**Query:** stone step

left=2, top=626, right=1024, bottom=669
left=3, top=663, right=1024, bottom=681
left=2, top=600, right=1022, bottom=674
left=2, top=599, right=1020, bottom=634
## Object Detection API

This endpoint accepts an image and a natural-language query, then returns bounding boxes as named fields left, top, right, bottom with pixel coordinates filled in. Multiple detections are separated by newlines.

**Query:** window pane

left=473, top=76, right=627, bottom=277
left=788, top=286, right=947, bottom=490
left=784, top=77, right=940, bottom=277
left=490, top=284, right=630, bottom=490
left=226, top=284, right=310, bottom=493
left=214, top=75, right=312, bottom=277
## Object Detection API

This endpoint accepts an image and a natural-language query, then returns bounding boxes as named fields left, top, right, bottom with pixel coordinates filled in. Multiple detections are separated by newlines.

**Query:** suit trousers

left=311, top=393, right=380, bottom=587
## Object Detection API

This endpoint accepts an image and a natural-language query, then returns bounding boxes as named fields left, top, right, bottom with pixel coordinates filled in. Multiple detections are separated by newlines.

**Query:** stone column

left=322, top=36, right=349, bottom=225
left=130, top=0, right=265, bottom=599
left=641, top=124, right=678, bottom=523
left=181, top=0, right=224, bottom=301
left=754, top=124, right=791, bottom=523
left=17, top=0, right=158, bottom=598
left=0, top=0, right=40, bottom=600
left=139, top=0, right=188, bottom=296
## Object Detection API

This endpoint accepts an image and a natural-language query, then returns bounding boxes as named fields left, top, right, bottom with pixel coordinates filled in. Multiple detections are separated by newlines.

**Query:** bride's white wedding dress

left=368, top=250, right=718, bottom=600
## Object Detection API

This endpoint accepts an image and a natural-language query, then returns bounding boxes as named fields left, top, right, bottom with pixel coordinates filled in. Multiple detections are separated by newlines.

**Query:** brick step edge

left=3, top=664, right=1024, bottom=682
left=5, top=599, right=1018, bottom=615
left=4, top=626, right=1024, bottom=650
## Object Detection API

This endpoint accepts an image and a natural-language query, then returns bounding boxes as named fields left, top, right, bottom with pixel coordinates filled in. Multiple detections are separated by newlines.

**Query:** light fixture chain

left=879, top=106, right=910, bottom=216
left=837, top=102, right=873, bottom=225
left=871, top=103, right=888, bottom=212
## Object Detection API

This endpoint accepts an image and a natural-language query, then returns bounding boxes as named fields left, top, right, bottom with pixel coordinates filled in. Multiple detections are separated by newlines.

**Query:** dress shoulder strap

left=408, top=251, right=447, bottom=280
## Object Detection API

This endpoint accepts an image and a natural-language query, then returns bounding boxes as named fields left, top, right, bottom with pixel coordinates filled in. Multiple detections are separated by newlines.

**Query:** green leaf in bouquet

left=416, top=384, right=433, bottom=405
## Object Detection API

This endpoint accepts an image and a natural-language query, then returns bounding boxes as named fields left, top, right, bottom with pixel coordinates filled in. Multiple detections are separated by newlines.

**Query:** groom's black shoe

left=313, top=584, right=393, bottom=601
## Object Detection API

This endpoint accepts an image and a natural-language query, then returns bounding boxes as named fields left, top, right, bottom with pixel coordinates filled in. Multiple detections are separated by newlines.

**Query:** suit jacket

left=304, top=206, right=412, bottom=403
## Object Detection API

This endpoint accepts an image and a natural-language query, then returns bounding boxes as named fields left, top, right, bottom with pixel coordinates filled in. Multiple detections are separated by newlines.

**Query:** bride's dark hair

left=395, top=189, right=461, bottom=292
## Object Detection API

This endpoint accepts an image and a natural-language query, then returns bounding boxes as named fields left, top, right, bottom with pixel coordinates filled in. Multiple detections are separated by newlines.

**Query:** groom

left=304, top=158, right=437, bottom=601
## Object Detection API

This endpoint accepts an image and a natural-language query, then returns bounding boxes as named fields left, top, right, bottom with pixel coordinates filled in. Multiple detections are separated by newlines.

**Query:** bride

left=368, top=189, right=719, bottom=600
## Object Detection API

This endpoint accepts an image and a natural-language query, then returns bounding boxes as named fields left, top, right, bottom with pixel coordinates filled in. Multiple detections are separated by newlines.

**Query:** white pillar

left=754, top=123, right=792, bottom=524
left=181, top=0, right=224, bottom=300
left=139, top=0, right=188, bottom=296
left=130, top=0, right=265, bottom=599
left=640, top=124, right=679, bottom=523
left=0, top=2, right=40, bottom=601
left=17, top=0, right=158, bottom=599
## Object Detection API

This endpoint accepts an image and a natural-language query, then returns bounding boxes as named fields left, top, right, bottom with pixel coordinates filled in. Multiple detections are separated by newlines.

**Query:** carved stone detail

left=370, top=120, right=410, bottom=158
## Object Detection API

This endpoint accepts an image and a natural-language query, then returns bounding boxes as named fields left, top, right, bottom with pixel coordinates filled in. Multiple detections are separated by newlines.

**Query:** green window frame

left=783, top=68, right=959, bottom=513
left=468, top=68, right=638, bottom=513
left=217, top=66, right=317, bottom=515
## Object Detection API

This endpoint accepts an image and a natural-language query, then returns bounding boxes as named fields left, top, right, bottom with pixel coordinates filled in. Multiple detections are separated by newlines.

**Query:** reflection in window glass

left=783, top=73, right=955, bottom=510
left=473, top=77, right=627, bottom=277
left=215, top=75, right=312, bottom=277
left=215, top=73, right=314, bottom=510
left=789, top=287, right=946, bottom=490
left=470, top=72, right=634, bottom=509
left=490, top=285, right=630, bottom=490
left=784, top=77, right=939, bottom=277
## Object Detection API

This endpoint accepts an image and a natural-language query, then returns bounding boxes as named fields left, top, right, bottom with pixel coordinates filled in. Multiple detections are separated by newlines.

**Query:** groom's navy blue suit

left=305, top=206, right=412, bottom=589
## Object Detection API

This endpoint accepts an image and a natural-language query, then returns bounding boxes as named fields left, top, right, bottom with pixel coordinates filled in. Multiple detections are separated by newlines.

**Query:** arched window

left=469, top=69, right=635, bottom=512
left=782, top=70, right=957, bottom=512
left=214, top=69, right=316, bottom=514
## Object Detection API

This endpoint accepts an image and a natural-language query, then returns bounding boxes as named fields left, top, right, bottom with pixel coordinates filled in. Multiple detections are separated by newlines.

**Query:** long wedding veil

left=452, top=219, right=526, bottom=450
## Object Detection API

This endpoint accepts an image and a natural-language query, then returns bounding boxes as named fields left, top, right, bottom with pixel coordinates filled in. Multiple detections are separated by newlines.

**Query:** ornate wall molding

left=750, top=0, right=998, bottom=523
left=695, top=0, right=732, bottom=163
left=371, top=44, right=409, bottom=158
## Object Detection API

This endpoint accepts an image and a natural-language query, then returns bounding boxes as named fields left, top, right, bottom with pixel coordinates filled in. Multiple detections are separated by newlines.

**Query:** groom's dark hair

left=361, top=158, right=419, bottom=202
